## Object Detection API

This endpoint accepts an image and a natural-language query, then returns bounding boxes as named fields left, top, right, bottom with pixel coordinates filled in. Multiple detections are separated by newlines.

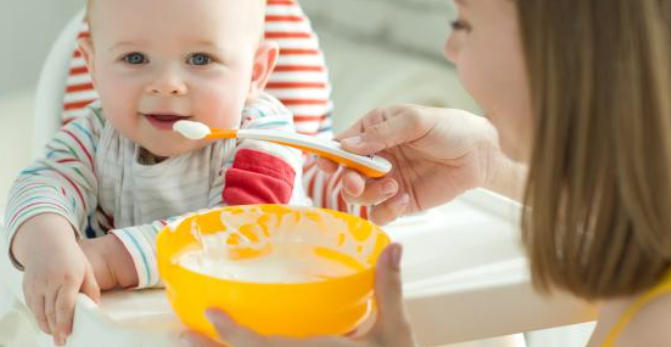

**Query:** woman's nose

left=443, top=35, right=459, bottom=65
left=146, top=68, right=187, bottom=96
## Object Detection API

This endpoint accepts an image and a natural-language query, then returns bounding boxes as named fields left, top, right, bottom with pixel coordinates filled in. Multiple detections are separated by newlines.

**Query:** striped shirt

left=5, top=93, right=306, bottom=288
left=61, top=0, right=371, bottom=220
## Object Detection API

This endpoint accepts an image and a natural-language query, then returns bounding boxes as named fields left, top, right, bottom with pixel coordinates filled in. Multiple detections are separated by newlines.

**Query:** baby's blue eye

left=188, top=53, right=212, bottom=66
left=123, top=52, right=148, bottom=65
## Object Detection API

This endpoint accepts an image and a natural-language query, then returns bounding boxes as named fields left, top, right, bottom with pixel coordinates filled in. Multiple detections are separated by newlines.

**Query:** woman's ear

left=77, top=37, right=96, bottom=84
left=248, top=40, right=279, bottom=100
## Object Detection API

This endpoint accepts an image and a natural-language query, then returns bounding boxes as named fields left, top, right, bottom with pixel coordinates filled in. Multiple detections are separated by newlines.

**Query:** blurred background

left=0, top=1, right=592, bottom=346
left=0, top=0, right=479, bottom=201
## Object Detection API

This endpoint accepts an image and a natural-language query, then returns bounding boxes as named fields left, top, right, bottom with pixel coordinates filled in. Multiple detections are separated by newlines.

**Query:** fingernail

left=205, top=309, right=218, bottom=322
left=179, top=334, right=193, bottom=346
left=395, top=194, right=410, bottom=209
left=382, top=180, right=397, bottom=195
left=341, top=136, right=363, bottom=147
left=205, top=309, right=231, bottom=328
left=391, top=244, right=403, bottom=270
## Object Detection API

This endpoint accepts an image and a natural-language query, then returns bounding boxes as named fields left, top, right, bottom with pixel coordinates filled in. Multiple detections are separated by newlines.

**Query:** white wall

left=0, top=0, right=84, bottom=96
left=301, top=0, right=456, bottom=59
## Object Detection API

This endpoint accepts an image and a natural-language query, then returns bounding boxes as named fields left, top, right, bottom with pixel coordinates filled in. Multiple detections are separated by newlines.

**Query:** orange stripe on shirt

left=266, top=15, right=303, bottom=22
left=280, top=99, right=329, bottom=105
left=266, top=82, right=326, bottom=89
left=279, top=48, right=319, bottom=55
left=274, top=65, right=324, bottom=72
left=267, top=0, right=295, bottom=5
left=64, top=99, right=96, bottom=111
left=66, top=82, right=95, bottom=93
left=294, top=114, right=328, bottom=122
left=265, top=32, right=311, bottom=39
left=69, top=66, right=90, bottom=75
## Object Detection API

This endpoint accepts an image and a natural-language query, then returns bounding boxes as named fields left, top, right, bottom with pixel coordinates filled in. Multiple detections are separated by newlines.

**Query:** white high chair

left=0, top=8, right=598, bottom=347
left=31, top=11, right=86, bottom=161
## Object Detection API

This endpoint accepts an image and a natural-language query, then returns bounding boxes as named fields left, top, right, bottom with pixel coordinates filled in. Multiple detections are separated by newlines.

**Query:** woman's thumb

left=372, top=243, right=407, bottom=331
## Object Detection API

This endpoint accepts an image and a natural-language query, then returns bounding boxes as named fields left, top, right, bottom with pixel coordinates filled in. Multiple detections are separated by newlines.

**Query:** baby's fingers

left=44, top=288, right=61, bottom=344
left=81, top=265, right=101, bottom=303
left=25, top=291, right=49, bottom=334
left=54, top=283, right=79, bottom=345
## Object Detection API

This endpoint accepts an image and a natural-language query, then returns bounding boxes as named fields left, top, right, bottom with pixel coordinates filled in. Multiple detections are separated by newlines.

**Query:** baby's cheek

left=196, top=86, right=247, bottom=128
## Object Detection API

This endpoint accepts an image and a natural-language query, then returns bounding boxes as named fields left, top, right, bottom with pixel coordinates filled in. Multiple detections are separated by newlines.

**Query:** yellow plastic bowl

left=157, top=204, right=390, bottom=339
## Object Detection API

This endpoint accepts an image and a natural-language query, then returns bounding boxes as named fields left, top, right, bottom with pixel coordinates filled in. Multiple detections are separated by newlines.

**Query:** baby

left=4, top=0, right=305, bottom=344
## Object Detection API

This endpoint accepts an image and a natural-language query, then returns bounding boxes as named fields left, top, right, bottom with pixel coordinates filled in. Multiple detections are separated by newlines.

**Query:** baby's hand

left=80, top=234, right=138, bottom=290
left=12, top=214, right=101, bottom=346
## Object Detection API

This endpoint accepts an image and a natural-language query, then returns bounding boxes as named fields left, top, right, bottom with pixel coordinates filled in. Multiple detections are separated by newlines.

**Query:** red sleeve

left=223, top=149, right=296, bottom=205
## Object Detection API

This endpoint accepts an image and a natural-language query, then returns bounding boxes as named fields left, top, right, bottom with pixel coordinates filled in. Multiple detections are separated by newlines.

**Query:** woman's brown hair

left=519, top=0, right=671, bottom=299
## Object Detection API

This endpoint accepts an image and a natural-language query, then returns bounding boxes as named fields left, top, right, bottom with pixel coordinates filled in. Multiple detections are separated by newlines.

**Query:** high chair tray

left=0, top=189, right=595, bottom=347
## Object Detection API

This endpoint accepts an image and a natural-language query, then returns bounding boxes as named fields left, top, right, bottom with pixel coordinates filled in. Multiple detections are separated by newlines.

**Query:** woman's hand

left=180, top=244, right=417, bottom=347
left=320, top=105, right=504, bottom=224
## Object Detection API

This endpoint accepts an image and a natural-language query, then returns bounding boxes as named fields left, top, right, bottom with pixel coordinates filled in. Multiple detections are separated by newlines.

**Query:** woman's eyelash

left=451, top=20, right=471, bottom=31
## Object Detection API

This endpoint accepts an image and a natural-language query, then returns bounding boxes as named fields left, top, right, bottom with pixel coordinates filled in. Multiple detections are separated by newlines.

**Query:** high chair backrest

left=32, top=10, right=86, bottom=160
left=32, top=1, right=365, bottom=217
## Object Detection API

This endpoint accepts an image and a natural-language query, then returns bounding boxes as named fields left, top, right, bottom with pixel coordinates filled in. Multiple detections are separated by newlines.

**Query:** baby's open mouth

left=142, top=113, right=192, bottom=131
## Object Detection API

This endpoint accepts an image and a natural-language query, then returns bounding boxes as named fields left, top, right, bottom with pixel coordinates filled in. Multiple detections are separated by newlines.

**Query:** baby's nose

left=147, top=70, right=187, bottom=96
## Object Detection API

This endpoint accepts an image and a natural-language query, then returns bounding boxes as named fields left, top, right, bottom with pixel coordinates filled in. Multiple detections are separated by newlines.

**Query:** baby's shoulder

left=243, top=92, right=291, bottom=117
left=62, top=101, right=107, bottom=132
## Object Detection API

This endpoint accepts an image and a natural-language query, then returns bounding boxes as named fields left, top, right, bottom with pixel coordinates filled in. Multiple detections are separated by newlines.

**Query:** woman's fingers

left=342, top=175, right=399, bottom=207
left=199, top=310, right=355, bottom=347
left=369, top=194, right=410, bottom=225
left=341, top=170, right=366, bottom=198
left=205, top=309, right=267, bottom=347
left=339, top=112, right=420, bottom=156
left=316, top=157, right=340, bottom=174
left=180, top=331, right=224, bottom=347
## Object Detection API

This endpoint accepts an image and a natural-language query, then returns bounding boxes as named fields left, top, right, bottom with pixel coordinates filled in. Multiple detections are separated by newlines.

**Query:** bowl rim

left=157, top=204, right=391, bottom=287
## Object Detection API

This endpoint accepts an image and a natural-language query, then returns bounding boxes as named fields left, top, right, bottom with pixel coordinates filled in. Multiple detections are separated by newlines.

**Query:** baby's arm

left=5, top=110, right=103, bottom=345
left=103, top=94, right=305, bottom=289
left=225, top=93, right=303, bottom=204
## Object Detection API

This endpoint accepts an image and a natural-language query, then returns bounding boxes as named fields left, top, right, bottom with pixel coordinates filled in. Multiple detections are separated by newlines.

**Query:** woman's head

left=448, top=0, right=671, bottom=299
left=520, top=0, right=671, bottom=299
left=445, top=0, right=533, bottom=160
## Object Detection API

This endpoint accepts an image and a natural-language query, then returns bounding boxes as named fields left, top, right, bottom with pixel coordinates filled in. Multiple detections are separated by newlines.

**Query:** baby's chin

left=139, top=139, right=206, bottom=161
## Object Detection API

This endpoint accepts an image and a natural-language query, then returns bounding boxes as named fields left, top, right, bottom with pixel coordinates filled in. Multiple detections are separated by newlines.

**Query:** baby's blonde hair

left=85, top=0, right=267, bottom=39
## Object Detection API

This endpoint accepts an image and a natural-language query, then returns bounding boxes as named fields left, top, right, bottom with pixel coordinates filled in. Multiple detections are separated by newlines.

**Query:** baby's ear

left=248, top=41, right=279, bottom=99
left=77, top=37, right=96, bottom=81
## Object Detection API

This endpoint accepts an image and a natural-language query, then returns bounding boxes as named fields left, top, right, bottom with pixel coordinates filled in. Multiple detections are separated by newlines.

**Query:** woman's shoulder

left=617, top=293, right=671, bottom=346
left=591, top=293, right=671, bottom=346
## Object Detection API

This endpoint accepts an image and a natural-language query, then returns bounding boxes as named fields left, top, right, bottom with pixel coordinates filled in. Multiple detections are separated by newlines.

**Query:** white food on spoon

left=173, top=120, right=211, bottom=140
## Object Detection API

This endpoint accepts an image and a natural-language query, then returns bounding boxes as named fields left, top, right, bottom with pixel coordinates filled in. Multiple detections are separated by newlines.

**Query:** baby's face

left=82, top=0, right=267, bottom=157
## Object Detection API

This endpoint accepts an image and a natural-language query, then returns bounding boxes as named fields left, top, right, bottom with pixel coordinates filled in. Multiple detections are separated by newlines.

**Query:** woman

left=183, top=0, right=671, bottom=345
